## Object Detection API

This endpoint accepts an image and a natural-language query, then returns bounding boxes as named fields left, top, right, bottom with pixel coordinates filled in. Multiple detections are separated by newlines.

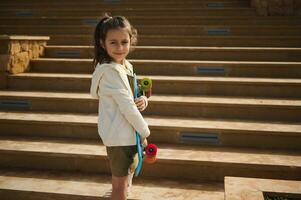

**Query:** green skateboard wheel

left=140, top=77, right=152, bottom=91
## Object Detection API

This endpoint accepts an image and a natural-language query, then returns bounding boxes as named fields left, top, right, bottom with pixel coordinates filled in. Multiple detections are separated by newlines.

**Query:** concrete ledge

left=225, top=176, right=301, bottom=200
left=0, top=35, right=50, bottom=74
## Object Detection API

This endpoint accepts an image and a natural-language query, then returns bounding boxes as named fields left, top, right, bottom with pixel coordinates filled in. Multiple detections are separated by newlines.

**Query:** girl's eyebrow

left=108, top=38, right=129, bottom=41
left=108, top=39, right=129, bottom=43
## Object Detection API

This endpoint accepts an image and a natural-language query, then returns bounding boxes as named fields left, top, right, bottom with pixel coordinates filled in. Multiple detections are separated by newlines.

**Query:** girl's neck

left=113, top=59, right=125, bottom=66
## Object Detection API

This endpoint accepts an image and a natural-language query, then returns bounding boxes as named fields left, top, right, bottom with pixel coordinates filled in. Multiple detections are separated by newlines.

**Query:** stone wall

left=251, top=0, right=301, bottom=16
left=0, top=73, right=6, bottom=89
left=0, top=35, right=49, bottom=89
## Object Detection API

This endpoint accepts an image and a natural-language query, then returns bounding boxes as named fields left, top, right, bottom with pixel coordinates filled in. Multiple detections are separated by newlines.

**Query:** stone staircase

left=0, top=0, right=301, bottom=199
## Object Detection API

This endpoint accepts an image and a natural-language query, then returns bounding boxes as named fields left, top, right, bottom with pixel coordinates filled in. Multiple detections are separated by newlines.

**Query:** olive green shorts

left=106, top=145, right=138, bottom=177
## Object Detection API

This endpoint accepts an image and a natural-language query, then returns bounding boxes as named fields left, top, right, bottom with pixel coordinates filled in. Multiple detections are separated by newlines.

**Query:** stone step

left=0, top=111, right=300, bottom=150
left=2, top=25, right=301, bottom=36
left=30, top=58, right=301, bottom=78
left=1, top=0, right=248, bottom=2
left=0, top=2, right=250, bottom=10
left=224, top=176, right=301, bottom=200
left=0, top=0, right=249, bottom=4
left=2, top=0, right=299, bottom=197
left=0, top=136, right=300, bottom=181
left=45, top=46, right=301, bottom=62
left=0, top=0, right=250, bottom=9
left=6, top=73, right=301, bottom=98
left=1, top=16, right=300, bottom=26
left=1, top=90, right=300, bottom=122
left=0, top=169, right=224, bottom=200
left=46, top=34, right=301, bottom=47
left=0, top=0, right=249, bottom=2
left=0, top=8, right=255, bottom=17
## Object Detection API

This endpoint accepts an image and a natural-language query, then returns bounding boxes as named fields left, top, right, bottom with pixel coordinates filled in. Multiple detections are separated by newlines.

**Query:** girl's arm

left=100, top=67, right=150, bottom=138
left=90, top=65, right=104, bottom=99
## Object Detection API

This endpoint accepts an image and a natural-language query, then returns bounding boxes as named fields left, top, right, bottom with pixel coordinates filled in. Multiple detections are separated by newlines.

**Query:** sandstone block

left=28, top=49, right=33, bottom=58
left=268, top=5, right=284, bottom=15
left=9, top=51, right=29, bottom=74
left=9, top=41, right=21, bottom=55
left=0, top=35, right=49, bottom=74
left=20, top=40, right=29, bottom=51
left=32, top=41, right=40, bottom=58
left=268, top=0, right=283, bottom=7
left=252, top=0, right=297, bottom=15
left=39, top=41, right=47, bottom=56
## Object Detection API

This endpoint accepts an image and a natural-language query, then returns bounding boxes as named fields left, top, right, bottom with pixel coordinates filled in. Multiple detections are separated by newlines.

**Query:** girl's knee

left=112, top=176, right=128, bottom=190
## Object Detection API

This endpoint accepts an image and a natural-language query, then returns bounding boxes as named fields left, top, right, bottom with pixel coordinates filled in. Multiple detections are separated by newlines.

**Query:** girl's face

left=102, top=28, right=130, bottom=65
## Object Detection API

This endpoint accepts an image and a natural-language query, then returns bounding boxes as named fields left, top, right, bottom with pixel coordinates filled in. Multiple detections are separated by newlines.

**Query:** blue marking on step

left=16, top=11, right=34, bottom=17
left=82, top=19, right=98, bottom=26
left=56, top=51, right=81, bottom=58
left=197, top=66, right=225, bottom=75
left=0, top=100, right=31, bottom=109
left=207, top=3, right=225, bottom=8
left=207, top=28, right=230, bottom=36
left=180, top=132, right=219, bottom=144
left=103, top=0, right=120, bottom=3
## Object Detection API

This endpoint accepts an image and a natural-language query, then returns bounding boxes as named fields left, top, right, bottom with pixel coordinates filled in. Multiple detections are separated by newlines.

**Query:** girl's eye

left=109, top=41, right=128, bottom=45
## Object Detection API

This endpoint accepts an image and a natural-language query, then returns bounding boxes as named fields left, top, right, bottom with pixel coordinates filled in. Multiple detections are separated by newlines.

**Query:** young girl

left=90, top=14, right=150, bottom=200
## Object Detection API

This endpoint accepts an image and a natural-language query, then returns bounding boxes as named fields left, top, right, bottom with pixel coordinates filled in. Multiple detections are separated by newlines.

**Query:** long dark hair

left=92, top=13, right=137, bottom=69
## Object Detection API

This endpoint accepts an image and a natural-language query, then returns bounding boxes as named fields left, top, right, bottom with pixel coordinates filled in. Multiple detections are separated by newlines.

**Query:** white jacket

left=90, top=60, right=150, bottom=146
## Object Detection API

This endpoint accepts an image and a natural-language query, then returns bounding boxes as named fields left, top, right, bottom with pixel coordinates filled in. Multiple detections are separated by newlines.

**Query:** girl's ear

left=100, top=40, right=105, bottom=50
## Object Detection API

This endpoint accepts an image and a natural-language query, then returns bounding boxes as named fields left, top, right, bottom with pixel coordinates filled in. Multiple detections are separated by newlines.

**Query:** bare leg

left=127, top=172, right=134, bottom=194
left=127, top=152, right=138, bottom=194
left=111, top=175, right=128, bottom=200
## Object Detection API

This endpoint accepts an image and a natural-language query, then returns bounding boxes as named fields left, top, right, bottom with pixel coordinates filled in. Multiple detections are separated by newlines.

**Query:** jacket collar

left=110, top=60, right=134, bottom=98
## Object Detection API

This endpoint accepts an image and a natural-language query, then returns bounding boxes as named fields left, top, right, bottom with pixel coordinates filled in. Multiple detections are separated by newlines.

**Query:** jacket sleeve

left=90, top=65, right=104, bottom=99
left=100, top=67, right=150, bottom=138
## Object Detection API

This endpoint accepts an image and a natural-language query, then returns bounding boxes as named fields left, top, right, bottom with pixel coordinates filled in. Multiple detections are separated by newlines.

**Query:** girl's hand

left=135, top=96, right=148, bottom=112
left=141, top=137, right=148, bottom=148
